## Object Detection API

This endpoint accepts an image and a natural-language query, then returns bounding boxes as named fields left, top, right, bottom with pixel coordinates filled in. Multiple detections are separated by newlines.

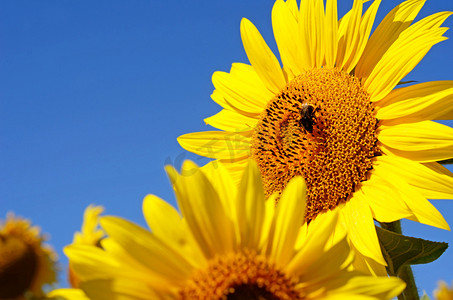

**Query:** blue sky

left=1, top=0, right=452, bottom=296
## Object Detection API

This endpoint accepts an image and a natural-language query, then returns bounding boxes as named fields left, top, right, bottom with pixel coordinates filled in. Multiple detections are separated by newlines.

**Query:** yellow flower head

left=68, top=205, right=104, bottom=289
left=178, top=0, right=453, bottom=273
left=0, top=213, right=58, bottom=299
left=65, top=160, right=405, bottom=299
left=434, top=281, right=453, bottom=300
left=72, top=205, right=105, bottom=247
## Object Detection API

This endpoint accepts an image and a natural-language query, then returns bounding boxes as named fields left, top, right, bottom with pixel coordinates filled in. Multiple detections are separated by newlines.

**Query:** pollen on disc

left=179, top=250, right=305, bottom=300
left=251, top=68, right=380, bottom=222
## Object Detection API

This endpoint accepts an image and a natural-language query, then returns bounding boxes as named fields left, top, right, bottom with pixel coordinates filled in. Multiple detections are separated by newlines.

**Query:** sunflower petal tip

left=165, top=162, right=180, bottom=180
left=240, top=18, right=255, bottom=32
left=181, top=160, right=200, bottom=176
left=440, top=219, right=451, bottom=231
left=289, top=175, right=306, bottom=190
left=142, top=194, right=157, bottom=205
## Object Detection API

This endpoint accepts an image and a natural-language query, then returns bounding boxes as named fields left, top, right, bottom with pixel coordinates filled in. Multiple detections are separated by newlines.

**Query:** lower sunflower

left=178, top=0, right=453, bottom=274
left=0, top=213, right=58, bottom=300
left=61, top=161, right=404, bottom=299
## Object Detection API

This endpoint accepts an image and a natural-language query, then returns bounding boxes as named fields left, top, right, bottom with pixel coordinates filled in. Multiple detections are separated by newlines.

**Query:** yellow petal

left=285, top=0, right=299, bottom=20
left=198, top=160, right=240, bottom=252
left=376, top=81, right=453, bottom=121
left=204, top=157, right=249, bottom=187
left=240, top=18, right=286, bottom=93
left=100, top=237, right=174, bottom=285
left=177, top=131, right=250, bottom=160
left=341, top=195, right=386, bottom=265
left=209, top=89, right=242, bottom=115
left=48, top=288, right=90, bottom=300
left=236, top=161, right=266, bottom=250
left=100, top=216, right=192, bottom=280
left=351, top=243, right=388, bottom=276
left=332, top=276, right=406, bottom=300
left=365, top=12, right=451, bottom=102
left=336, top=0, right=363, bottom=71
left=324, top=0, right=338, bottom=67
left=210, top=87, right=260, bottom=119
left=165, top=161, right=236, bottom=258
left=405, top=199, right=450, bottom=230
left=286, top=210, right=340, bottom=276
left=300, top=0, right=325, bottom=68
left=200, top=160, right=238, bottom=220
left=81, top=279, right=158, bottom=300
left=374, top=155, right=453, bottom=200
left=297, top=0, right=318, bottom=69
left=212, top=64, right=273, bottom=114
left=312, top=0, right=325, bottom=68
left=73, top=205, right=104, bottom=246
left=297, top=238, right=352, bottom=285
left=230, top=62, right=275, bottom=101
left=204, top=109, right=257, bottom=132
left=320, top=294, right=376, bottom=300
left=269, top=176, right=306, bottom=266
left=142, top=195, right=181, bottom=239
left=142, top=195, right=205, bottom=269
left=379, top=121, right=453, bottom=162
left=355, top=0, right=425, bottom=79
left=370, top=166, right=449, bottom=229
left=343, top=0, right=381, bottom=73
left=65, top=244, right=155, bottom=284
left=359, top=175, right=412, bottom=223
left=259, top=194, right=278, bottom=251
left=272, top=0, right=303, bottom=77
left=212, top=71, right=263, bottom=114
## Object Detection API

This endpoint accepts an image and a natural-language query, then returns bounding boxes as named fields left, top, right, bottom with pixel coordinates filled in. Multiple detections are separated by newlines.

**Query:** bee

left=299, top=103, right=317, bottom=133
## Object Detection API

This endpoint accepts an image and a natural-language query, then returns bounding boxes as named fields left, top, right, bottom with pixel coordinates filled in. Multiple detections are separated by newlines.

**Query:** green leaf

left=376, top=226, right=448, bottom=275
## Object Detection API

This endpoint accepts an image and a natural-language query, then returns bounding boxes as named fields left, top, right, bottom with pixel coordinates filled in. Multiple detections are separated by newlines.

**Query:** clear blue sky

left=1, top=0, right=452, bottom=297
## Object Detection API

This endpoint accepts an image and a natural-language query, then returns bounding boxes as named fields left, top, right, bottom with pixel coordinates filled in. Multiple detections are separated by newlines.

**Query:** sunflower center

left=0, top=234, right=38, bottom=298
left=179, top=250, right=305, bottom=300
left=251, top=68, right=380, bottom=222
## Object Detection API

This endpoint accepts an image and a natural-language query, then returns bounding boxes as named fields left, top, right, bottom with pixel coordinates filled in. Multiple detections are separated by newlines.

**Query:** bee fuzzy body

left=299, top=103, right=317, bottom=133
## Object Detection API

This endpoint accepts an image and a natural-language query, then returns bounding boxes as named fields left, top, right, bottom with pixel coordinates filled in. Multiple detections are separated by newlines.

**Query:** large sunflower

left=0, top=213, right=58, bottom=299
left=178, top=0, right=453, bottom=273
left=62, top=161, right=404, bottom=299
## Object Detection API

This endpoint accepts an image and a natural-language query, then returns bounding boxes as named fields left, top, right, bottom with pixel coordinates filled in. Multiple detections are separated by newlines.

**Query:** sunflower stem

left=380, top=221, right=420, bottom=300
left=399, top=265, right=420, bottom=300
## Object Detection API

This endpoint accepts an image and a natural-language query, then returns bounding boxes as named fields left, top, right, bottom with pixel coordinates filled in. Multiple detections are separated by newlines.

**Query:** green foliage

left=376, top=226, right=448, bottom=276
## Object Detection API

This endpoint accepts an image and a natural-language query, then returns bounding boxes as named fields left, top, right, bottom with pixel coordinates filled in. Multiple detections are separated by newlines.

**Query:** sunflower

left=177, top=0, right=453, bottom=274
left=0, top=213, right=58, bottom=299
left=434, top=281, right=453, bottom=300
left=63, top=160, right=404, bottom=299
left=71, top=205, right=105, bottom=247
left=68, top=205, right=105, bottom=289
